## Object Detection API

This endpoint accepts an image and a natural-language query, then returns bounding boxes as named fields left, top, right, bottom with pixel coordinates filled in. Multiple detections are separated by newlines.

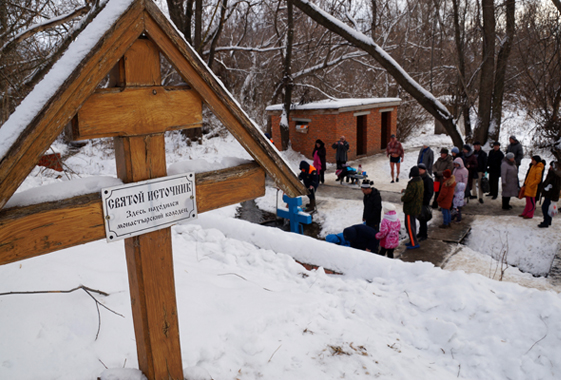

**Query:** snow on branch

left=292, top=0, right=464, bottom=146
left=292, top=51, right=368, bottom=79
left=294, top=83, right=338, bottom=101
left=0, top=5, right=91, bottom=55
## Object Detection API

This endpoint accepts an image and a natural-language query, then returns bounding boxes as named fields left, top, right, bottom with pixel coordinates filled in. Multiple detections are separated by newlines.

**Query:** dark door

left=381, top=112, right=391, bottom=149
left=356, top=115, right=367, bottom=156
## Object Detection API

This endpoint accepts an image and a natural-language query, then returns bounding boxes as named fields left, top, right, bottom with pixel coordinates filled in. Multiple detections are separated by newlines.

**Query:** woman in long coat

left=501, top=153, right=519, bottom=210
left=520, top=156, right=545, bottom=219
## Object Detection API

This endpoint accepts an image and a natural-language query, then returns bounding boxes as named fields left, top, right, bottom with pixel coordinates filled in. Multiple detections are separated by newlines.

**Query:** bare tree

left=280, top=0, right=294, bottom=150
left=0, top=0, right=103, bottom=126
left=452, top=0, right=473, bottom=138
left=473, top=0, right=495, bottom=143
left=488, top=0, right=515, bottom=143
left=290, top=0, right=464, bottom=147
left=516, top=2, right=561, bottom=161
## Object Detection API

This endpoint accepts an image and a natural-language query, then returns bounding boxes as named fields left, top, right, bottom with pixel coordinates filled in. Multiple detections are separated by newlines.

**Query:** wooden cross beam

left=0, top=163, right=264, bottom=266
left=74, top=37, right=186, bottom=380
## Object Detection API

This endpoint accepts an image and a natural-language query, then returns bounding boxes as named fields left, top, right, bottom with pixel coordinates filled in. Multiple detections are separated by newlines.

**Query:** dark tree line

left=2, top=0, right=561, bottom=157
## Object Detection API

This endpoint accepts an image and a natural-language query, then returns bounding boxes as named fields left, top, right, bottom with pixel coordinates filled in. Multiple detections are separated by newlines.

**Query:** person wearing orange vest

left=298, top=161, right=319, bottom=212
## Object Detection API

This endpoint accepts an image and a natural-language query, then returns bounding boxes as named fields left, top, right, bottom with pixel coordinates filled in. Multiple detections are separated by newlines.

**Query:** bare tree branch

left=0, top=5, right=90, bottom=56
left=291, top=0, right=464, bottom=147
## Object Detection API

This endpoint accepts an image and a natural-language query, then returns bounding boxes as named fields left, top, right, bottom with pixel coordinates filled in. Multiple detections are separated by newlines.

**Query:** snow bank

left=168, top=157, right=253, bottom=175
left=2, top=197, right=561, bottom=380
left=465, top=215, right=560, bottom=276
left=5, top=176, right=122, bottom=208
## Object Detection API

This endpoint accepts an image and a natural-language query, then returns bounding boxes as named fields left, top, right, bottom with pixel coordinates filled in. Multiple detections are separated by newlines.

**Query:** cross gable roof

left=0, top=0, right=305, bottom=210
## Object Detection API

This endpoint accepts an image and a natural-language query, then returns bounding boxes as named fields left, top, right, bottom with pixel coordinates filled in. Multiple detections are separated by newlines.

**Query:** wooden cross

left=0, top=3, right=307, bottom=379
left=71, top=38, right=191, bottom=380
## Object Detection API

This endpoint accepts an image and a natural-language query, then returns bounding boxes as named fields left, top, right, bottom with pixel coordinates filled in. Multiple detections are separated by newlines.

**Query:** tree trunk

left=166, top=0, right=194, bottom=44
left=452, top=0, right=472, bottom=138
left=280, top=0, right=294, bottom=151
left=474, top=0, right=495, bottom=144
left=195, top=0, right=202, bottom=51
left=207, top=0, right=228, bottom=69
left=489, top=0, right=515, bottom=142
left=371, top=0, right=377, bottom=40
left=291, top=0, right=464, bottom=148
left=166, top=0, right=206, bottom=142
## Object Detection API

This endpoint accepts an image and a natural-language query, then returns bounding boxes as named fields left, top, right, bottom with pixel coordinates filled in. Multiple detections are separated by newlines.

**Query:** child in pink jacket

left=376, top=203, right=401, bottom=258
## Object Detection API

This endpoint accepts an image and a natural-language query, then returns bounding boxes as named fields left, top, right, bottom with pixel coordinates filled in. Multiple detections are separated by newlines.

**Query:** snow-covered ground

left=2, top=109, right=561, bottom=379
left=2, top=201, right=561, bottom=380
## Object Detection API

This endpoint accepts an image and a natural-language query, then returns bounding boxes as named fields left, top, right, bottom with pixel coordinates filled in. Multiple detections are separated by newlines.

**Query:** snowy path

left=310, top=147, right=561, bottom=293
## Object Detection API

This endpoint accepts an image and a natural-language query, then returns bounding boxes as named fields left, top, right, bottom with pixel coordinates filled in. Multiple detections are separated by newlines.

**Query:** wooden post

left=114, top=39, right=184, bottom=380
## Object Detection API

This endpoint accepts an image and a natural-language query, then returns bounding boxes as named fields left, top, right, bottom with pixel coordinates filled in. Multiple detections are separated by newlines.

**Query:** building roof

left=266, top=98, right=401, bottom=114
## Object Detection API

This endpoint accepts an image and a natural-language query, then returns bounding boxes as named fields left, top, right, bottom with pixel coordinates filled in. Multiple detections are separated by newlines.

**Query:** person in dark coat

left=471, top=141, right=488, bottom=203
left=361, top=179, right=382, bottom=231
left=431, top=148, right=454, bottom=208
left=343, top=224, right=379, bottom=253
left=486, top=142, right=504, bottom=199
left=417, top=163, right=434, bottom=241
left=462, top=144, right=478, bottom=200
left=501, top=153, right=518, bottom=210
left=417, top=145, right=434, bottom=176
left=401, top=166, right=424, bottom=249
left=507, top=135, right=524, bottom=168
left=539, top=161, right=561, bottom=228
left=312, top=139, right=327, bottom=184
left=298, top=161, right=319, bottom=212
left=332, top=136, right=350, bottom=169
left=451, top=147, right=463, bottom=162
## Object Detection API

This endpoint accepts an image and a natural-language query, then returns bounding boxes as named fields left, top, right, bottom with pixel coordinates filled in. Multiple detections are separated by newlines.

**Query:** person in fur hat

left=376, top=203, right=401, bottom=258
left=437, top=169, right=456, bottom=227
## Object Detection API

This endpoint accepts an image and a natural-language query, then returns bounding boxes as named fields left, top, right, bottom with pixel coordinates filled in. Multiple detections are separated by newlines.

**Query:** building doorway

left=356, top=115, right=367, bottom=156
left=381, top=112, right=391, bottom=149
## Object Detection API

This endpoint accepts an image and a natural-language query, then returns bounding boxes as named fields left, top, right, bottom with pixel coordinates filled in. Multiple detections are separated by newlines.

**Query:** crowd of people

left=299, top=134, right=560, bottom=257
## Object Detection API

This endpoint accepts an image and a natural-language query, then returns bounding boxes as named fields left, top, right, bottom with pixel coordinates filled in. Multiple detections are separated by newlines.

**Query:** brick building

left=266, top=98, right=401, bottom=163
